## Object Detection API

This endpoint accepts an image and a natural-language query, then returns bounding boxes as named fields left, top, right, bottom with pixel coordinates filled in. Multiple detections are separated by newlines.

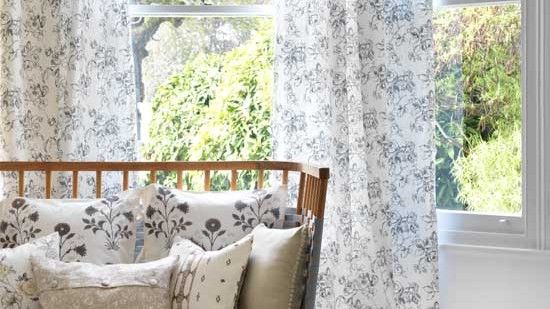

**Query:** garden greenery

left=142, top=20, right=273, bottom=190
left=143, top=6, right=521, bottom=213
left=434, top=5, right=521, bottom=213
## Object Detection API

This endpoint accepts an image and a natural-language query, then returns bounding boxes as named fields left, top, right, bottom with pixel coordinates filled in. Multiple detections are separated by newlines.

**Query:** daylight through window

left=433, top=4, right=522, bottom=215
left=130, top=2, right=274, bottom=190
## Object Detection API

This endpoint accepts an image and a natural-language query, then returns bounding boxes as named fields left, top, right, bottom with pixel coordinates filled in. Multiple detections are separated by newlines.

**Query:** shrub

left=453, top=128, right=521, bottom=213
left=434, top=5, right=521, bottom=213
left=141, top=21, right=273, bottom=190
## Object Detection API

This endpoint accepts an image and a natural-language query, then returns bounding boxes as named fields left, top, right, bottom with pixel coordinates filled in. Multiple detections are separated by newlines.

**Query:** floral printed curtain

left=0, top=0, right=136, bottom=198
left=272, top=1, right=439, bottom=308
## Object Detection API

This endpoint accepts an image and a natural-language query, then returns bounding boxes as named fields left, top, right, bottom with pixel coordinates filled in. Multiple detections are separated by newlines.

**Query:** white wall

left=439, top=245, right=550, bottom=309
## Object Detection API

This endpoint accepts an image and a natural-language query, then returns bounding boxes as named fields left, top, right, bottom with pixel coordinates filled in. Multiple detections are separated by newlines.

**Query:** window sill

left=436, top=209, right=534, bottom=248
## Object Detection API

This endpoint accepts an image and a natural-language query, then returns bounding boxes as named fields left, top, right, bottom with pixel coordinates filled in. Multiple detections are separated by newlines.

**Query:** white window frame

left=128, top=4, right=273, bottom=17
left=435, top=0, right=550, bottom=250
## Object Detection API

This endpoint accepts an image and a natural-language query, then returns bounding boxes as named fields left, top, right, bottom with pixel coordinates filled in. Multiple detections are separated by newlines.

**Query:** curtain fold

left=0, top=0, right=136, bottom=197
left=273, top=1, right=439, bottom=308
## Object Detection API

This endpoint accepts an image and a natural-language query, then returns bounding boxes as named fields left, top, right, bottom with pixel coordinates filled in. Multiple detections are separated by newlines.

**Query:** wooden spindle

left=150, top=170, right=157, bottom=183
left=305, top=176, right=313, bottom=214
left=204, top=170, right=211, bottom=191
left=231, top=170, right=238, bottom=191
left=317, top=179, right=328, bottom=218
left=95, top=171, right=102, bottom=198
left=312, top=177, right=320, bottom=217
left=257, top=170, right=264, bottom=189
left=45, top=170, right=52, bottom=199
left=122, top=171, right=129, bottom=191
left=282, top=170, right=288, bottom=185
left=176, top=170, right=183, bottom=190
left=72, top=171, right=78, bottom=198
left=296, top=172, right=306, bottom=215
left=18, top=170, right=24, bottom=197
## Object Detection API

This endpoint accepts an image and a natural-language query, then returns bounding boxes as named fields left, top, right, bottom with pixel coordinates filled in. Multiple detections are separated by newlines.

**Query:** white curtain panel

left=0, top=0, right=136, bottom=198
left=272, top=1, right=439, bottom=308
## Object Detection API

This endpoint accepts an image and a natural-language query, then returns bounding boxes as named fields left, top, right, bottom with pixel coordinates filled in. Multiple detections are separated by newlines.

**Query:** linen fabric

left=0, top=190, right=140, bottom=264
left=140, top=184, right=286, bottom=261
left=238, top=224, right=310, bottom=309
left=31, top=255, right=179, bottom=309
left=170, top=235, right=253, bottom=309
left=0, top=233, right=60, bottom=309
left=273, top=0, right=440, bottom=308
left=0, top=0, right=137, bottom=198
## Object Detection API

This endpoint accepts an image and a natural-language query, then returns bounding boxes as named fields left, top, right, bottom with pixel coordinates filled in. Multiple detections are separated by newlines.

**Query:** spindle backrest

left=0, top=160, right=329, bottom=222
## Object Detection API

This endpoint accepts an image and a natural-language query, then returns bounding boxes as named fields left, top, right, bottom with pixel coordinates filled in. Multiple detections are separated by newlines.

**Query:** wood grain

left=0, top=161, right=329, bottom=219
left=72, top=171, right=78, bottom=198
left=18, top=170, right=24, bottom=197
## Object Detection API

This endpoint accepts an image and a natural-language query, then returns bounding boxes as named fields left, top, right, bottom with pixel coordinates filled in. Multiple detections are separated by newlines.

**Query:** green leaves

left=434, top=5, right=521, bottom=213
left=142, top=20, right=274, bottom=190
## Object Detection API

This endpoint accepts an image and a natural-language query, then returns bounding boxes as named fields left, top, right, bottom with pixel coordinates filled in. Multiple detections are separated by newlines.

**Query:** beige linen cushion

left=238, top=224, right=309, bottom=309
left=170, top=235, right=253, bottom=309
left=31, top=255, right=179, bottom=309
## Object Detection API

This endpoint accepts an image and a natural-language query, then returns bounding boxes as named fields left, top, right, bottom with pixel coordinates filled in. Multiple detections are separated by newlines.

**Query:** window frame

left=128, top=4, right=273, bottom=17
left=434, top=0, right=518, bottom=7
left=434, top=0, right=550, bottom=250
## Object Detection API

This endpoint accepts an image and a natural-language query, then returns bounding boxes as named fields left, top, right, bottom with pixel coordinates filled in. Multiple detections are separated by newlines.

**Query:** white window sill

left=436, top=209, right=534, bottom=249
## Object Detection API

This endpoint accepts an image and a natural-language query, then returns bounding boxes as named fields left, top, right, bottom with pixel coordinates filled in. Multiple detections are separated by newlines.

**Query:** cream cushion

left=170, top=235, right=253, bottom=309
left=0, top=233, right=59, bottom=309
left=31, top=255, right=179, bottom=309
left=0, top=190, right=140, bottom=264
left=140, top=184, right=286, bottom=261
left=238, top=224, right=309, bottom=309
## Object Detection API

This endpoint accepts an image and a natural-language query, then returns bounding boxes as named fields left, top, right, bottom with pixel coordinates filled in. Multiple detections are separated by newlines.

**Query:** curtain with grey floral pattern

left=0, top=0, right=136, bottom=198
left=273, top=1, right=439, bottom=308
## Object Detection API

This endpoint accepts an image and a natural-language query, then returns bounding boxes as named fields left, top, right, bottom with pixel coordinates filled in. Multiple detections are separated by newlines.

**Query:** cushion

left=238, top=224, right=310, bottom=309
left=0, top=190, right=140, bottom=264
left=140, top=184, right=286, bottom=261
left=31, top=255, right=179, bottom=309
left=170, top=235, right=253, bottom=309
left=0, top=233, right=60, bottom=309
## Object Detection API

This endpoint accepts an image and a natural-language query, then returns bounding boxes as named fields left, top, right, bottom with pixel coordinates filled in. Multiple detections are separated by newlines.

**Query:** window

left=434, top=0, right=549, bottom=249
left=434, top=4, right=521, bottom=215
left=129, top=1, right=274, bottom=190
left=129, top=0, right=550, bottom=248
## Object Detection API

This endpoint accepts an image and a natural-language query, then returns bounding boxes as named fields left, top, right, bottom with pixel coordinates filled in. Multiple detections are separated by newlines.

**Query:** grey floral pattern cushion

left=140, top=184, right=286, bottom=261
left=0, top=190, right=140, bottom=264
left=31, top=255, right=179, bottom=309
left=0, top=233, right=60, bottom=309
left=170, top=235, right=253, bottom=309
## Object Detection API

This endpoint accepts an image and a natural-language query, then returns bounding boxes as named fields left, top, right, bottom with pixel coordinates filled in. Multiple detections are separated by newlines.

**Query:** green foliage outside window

left=434, top=5, right=521, bottom=213
left=141, top=20, right=273, bottom=190
left=141, top=5, right=521, bottom=213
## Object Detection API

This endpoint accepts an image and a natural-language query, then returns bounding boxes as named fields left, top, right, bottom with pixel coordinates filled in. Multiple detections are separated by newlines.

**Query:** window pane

left=433, top=4, right=522, bottom=214
left=131, top=0, right=271, bottom=4
left=131, top=17, right=273, bottom=190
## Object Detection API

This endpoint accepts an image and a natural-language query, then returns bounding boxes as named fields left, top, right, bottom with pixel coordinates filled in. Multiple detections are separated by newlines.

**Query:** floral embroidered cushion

left=238, top=224, right=310, bottom=309
left=0, top=190, right=140, bottom=264
left=170, top=235, right=253, bottom=309
left=0, top=233, right=60, bottom=309
left=139, top=184, right=286, bottom=261
left=31, top=255, right=179, bottom=309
